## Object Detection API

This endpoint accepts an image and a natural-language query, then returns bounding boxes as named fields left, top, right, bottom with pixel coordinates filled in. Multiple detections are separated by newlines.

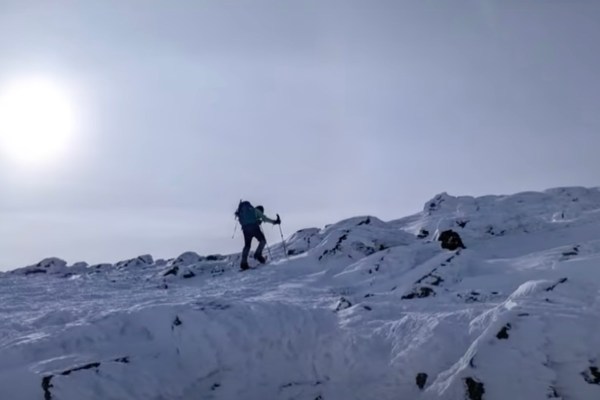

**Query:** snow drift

left=1, top=187, right=599, bottom=400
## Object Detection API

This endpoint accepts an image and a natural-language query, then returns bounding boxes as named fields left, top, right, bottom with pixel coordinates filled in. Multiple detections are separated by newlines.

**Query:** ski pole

left=232, top=199, right=242, bottom=239
left=278, top=224, right=288, bottom=257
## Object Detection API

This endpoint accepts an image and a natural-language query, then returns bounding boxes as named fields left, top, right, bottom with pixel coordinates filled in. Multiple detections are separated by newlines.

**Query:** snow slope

left=1, top=187, right=599, bottom=400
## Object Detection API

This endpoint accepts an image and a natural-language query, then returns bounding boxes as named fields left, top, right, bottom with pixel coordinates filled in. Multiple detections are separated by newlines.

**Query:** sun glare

left=0, top=77, right=76, bottom=165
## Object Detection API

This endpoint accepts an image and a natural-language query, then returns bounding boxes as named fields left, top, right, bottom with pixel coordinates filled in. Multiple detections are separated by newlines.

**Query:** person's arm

left=256, top=209, right=279, bottom=224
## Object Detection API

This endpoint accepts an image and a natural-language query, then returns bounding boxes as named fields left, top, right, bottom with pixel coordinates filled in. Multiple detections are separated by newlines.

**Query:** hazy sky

left=1, top=0, right=599, bottom=269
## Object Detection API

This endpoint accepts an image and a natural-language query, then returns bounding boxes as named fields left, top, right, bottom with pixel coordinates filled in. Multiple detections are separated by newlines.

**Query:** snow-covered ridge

left=1, top=186, right=599, bottom=400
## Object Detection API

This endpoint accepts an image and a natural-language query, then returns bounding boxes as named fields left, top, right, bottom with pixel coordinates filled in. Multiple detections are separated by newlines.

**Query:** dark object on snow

left=417, top=229, right=429, bottom=239
left=582, top=366, right=600, bottom=384
left=42, top=357, right=129, bottom=400
left=319, top=231, right=349, bottom=260
left=545, top=277, right=567, bottom=292
left=438, top=230, right=466, bottom=251
left=416, top=373, right=428, bottom=389
left=496, top=323, right=511, bottom=340
left=335, top=297, right=352, bottom=312
left=562, top=245, right=580, bottom=257
left=402, top=287, right=435, bottom=299
left=287, top=248, right=304, bottom=256
left=42, top=376, right=53, bottom=400
left=464, top=377, right=485, bottom=400
left=172, top=316, right=182, bottom=329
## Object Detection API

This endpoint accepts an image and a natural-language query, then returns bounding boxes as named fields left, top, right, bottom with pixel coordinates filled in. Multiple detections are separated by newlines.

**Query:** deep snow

left=1, top=187, right=599, bottom=400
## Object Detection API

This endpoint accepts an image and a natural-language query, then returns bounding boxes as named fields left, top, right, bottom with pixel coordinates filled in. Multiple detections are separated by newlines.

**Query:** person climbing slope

left=235, top=201, right=281, bottom=270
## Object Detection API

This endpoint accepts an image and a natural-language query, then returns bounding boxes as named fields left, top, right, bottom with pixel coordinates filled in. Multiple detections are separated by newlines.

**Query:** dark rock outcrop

left=545, top=277, right=568, bottom=292
left=41, top=357, right=129, bottom=400
left=582, top=366, right=600, bottom=384
left=335, top=297, right=352, bottom=312
left=172, top=316, right=183, bottom=329
left=464, top=377, right=485, bottom=400
left=438, top=230, right=466, bottom=251
left=562, top=245, right=580, bottom=257
left=402, top=287, right=435, bottom=300
left=496, top=323, right=512, bottom=340
left=416, top=373, right=428, bottom=389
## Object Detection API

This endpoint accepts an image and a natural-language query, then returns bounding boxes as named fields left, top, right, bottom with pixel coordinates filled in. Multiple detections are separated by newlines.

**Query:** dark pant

left=241, top=224, right=266, bottom=265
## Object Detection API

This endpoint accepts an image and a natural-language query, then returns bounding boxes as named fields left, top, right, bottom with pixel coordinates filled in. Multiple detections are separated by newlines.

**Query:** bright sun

left=0, top=77, right=76, bottom=165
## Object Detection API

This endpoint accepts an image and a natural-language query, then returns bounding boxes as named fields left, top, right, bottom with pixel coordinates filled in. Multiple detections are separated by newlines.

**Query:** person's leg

left=254, top=227, right=267, bottom=263
left=240, top=228, right=253, bottom=269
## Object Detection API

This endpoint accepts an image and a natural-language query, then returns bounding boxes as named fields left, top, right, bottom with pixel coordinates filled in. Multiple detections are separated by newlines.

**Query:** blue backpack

left=236, top=201, right=258, bottom=227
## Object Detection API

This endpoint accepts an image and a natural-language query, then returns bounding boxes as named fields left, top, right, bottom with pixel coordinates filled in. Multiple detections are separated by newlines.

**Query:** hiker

left=235, top=201, right=281, bottom=270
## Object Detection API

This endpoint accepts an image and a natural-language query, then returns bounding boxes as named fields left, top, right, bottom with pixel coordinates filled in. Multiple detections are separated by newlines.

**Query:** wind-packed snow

left=1, top=187, right=600, bottom=400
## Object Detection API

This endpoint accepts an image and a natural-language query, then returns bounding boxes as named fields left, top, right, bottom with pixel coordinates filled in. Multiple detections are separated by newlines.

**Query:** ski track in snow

left=1, top=186, right=600, bottom=400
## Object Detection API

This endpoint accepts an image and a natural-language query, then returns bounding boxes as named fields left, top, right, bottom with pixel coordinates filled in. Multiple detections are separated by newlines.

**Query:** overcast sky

left=1, top=0, right=599, bottom=269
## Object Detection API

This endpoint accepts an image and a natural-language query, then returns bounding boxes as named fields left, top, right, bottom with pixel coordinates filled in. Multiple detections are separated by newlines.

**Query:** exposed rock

left=485, top=226, right=506, bottom=237
left=438, top=230, right=466, bottom=251
left=163, top=266, right=179, bottom=277
left=545, top=277, right=568, bottom=292
left=416, top=373, right=428, bottom=390
left=42, top=376, right=53, bottom=400
left=562, top=245, right=580, bottom=257
left=335, top=297, right=352, bottom=312
left=456, top=220, right=468, bottom=228
left=402, top=287, right=435, bottom=300
left=25, top=269, right=47, bottom=275
left=172, top=316, right=182, bottom=329
left=415, top=269, right=444, bottom=286
left=496, top=323, right=512, bottom=340
left=319, top=231, right=349, bottom=260
left=464, top=377, right=485, bottom=400
left=582, top=366, right=600, bottom=384
left=41, top=357, right=130, bottom=400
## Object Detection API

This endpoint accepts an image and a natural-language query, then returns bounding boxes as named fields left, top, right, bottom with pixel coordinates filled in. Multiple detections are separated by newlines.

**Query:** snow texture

left=1, top=186, right=600, bottom=400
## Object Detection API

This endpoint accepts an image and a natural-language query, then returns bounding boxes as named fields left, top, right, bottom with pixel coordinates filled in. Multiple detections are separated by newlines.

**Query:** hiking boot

left=254, top=254, right=267, bottom=264
left=240, top=261, right=250, bottom=270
